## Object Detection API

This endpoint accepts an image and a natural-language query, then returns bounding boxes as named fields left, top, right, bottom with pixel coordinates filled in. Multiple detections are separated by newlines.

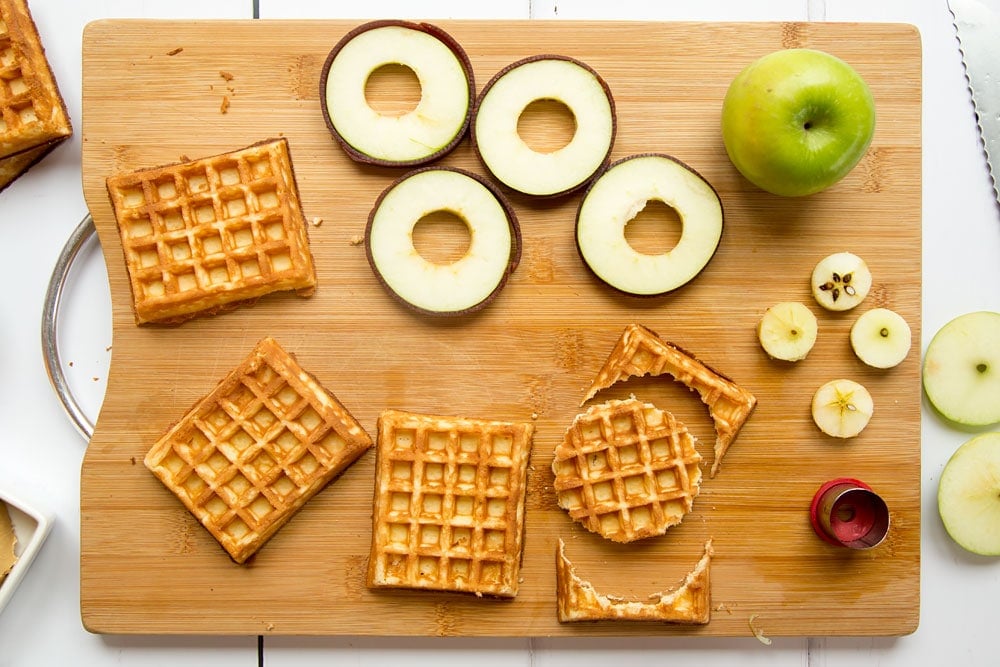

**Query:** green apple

left=937, top=432, right=1000, bottom=556
left=721, top=48, right=876, bottom=197
left=923, top=311, right=1000, bottom=426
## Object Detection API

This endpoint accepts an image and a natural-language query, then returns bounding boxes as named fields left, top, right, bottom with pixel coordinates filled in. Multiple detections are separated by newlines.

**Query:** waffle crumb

left=220, top=95, right=230, bottom=114
left=220, top=70, right=234, bottom=81
left=166, top=47, right=183, bottom=56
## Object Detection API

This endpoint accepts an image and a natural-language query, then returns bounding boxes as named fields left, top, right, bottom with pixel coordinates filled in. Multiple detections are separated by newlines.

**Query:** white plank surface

left=2, top=0, right=999, bottom=665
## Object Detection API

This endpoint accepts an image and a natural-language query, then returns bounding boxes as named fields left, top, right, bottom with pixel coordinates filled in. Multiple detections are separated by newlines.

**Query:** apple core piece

left=472, top=55, right=615, bottom=197
left=575, top=154, right=723, bottom=296
left=811, top=378, right=873, bottom=438
left=850, top=307, right=912, bottom=369
left=810, top=251, right=872, bottom=311
left=937, top=432, right=1000, bottom=556
left=757, top=301, right=818, bottom=361
left=320, top=21, right=474, bottom=166
left=923, top=311, right=1000, bottom=426
left=365, top=167, right=521, bottom=315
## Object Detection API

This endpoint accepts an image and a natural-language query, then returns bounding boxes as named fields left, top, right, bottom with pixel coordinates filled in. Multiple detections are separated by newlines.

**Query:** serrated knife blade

left=950, top=0, right=1000, bottom=206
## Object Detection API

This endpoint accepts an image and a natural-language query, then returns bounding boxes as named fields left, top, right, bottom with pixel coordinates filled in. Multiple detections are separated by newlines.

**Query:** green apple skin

left=937, top=432, right=1000, bottom=556
left=721, top=48, right=876, bottom=197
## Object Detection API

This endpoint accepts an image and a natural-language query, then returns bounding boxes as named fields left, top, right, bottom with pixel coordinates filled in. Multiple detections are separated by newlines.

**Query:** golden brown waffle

left=584, top=324, right=756, bottom=477
left=106, top=138, right=316, bottom=324
left=367, top=409, right=534, bottom=598
left=144, top=337, right=372, bottom=564
left=0, top=0, right=72, bottom=192
left=553, top=398, right=702, bottom=543
left=556, top=538, right=714, bottom=624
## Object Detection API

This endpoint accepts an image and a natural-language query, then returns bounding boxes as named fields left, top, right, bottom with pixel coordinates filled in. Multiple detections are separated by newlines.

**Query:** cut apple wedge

left=850, top=307, right=912, bottom=369
left=811, top=378, right=873, bottom=438
left=937, top=432, right=1000, bottom=556
left=923, top=311, right=1000, bottom=426
left=364, top=167, right=521, bottom=315
left=757, top=301, right=818, bottom=362
left=320, top=20, right=474, bottom=166
left=472, top=55, right=615, bottom=197
left=575, top=154, right=723, bottom=296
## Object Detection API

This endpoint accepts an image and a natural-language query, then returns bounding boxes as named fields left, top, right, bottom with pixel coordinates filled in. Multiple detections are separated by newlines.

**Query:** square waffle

left=144, top=337, right=372, bottom=564
left=553, top=397, right=702, bottom=543
left=584, top=324, right=757, bottom=477
left=367, top=409, right=534, bottom=598
left=0, top=0, right=72, bottom=192
left=555, top=538, right=714, bottom=624
left=106, top=138, right=316, bottom=324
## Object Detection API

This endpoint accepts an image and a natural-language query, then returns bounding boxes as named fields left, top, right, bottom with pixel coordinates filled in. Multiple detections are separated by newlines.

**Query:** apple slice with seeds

left=364, top=167, right=521, bottom=316
left=320, top=20, right=474, bottom=166
left=575, top=154, right=723, bottom=296
left=472, top=55, right=615, bottom=197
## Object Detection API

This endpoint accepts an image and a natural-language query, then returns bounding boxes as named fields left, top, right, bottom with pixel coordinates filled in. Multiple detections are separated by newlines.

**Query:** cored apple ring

left=472, top=55, right=616, bottom=197
left=320, top=20, right=474, bottom=166
left=365, top=167, right=521, bottom=315
left=575, top=154, right=724, bottom=296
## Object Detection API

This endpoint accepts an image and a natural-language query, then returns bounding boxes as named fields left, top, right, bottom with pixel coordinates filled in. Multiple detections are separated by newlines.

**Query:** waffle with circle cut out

left=144, top=336, right=372, bottom=564
left=367, top=409, right=534, bottom=598
left=0, top=0, right=72, bottom=192
left=553, top=397, right=702, bottom=543
left=106, top=138, right=316, bottom=324
left=584, top=324, right=757, bottom=477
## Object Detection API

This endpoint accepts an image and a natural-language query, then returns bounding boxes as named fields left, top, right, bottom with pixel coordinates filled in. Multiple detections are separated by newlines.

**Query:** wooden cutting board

left=79, top=19, right=922, bottom=637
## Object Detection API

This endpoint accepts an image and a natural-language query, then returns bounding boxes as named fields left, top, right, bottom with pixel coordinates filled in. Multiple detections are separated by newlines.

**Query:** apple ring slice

left=320, top=20, right=474, bottom=166
left=472, top=55, right=616, bottom=197
left=576, top=154, right=724, bottom=296
left=365, top=167, right=521, bottom=316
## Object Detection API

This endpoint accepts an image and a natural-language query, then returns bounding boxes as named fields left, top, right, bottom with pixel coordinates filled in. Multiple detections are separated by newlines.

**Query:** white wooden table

left=1, top=1, right=997, bottom=664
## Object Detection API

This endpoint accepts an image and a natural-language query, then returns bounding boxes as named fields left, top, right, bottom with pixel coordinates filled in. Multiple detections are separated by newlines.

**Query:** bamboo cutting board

left=79, top=19, right=922, bottom=636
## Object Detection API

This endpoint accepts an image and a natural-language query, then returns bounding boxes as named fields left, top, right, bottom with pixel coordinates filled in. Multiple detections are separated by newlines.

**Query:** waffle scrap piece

left=106, top=138, right=316, bottom=324
left=367, top=409, right=534, bottom=598
left=553, top=397, right=702, bottom=543
left=584, top=324, right=756, bottom=478
left=144, top=337, right=372, bottom=563
left=0, top=0, right=73, bottom=192
left=555, top=538, right=714, bottom=624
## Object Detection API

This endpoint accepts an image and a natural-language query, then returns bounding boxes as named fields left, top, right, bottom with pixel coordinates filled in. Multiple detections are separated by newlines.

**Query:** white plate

left=0, top=490, right=54, bottom=615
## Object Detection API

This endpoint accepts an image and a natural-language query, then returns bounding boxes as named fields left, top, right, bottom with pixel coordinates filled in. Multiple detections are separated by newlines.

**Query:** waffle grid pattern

left=553, top=398, right=701, bottom=543
left=145, top=337, right=372, bottom=563
left=0, top=0, right=71, bottom=186
left=584, top=324, right=756, bottom=477
left=368, top=410, right=533, bottom=598
left=106, top=138, right=315, bottom=324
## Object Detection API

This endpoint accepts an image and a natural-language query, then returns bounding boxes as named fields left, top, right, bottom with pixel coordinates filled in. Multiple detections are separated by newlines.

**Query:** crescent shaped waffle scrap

left=106, top=138, right=316, bottom=324
left=555, top=538, right=714, bottom=624
left=144, top=337, right=372, bottom=564
left=0, top=0, right=73, bottom=193
left=552, top=397, right=702, bottom=543
left=367, top=409, right=534, bottom=598
left=584, top=324, right=757, bottom=477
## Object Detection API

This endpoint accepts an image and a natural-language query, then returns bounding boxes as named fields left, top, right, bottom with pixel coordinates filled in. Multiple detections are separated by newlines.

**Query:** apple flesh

left=472, top=55, right=615, bottom=197
left=937, top=432, right=1000, bottom=556
left=320, top=21, right=474, bottom=166
left=721, top=48, right=876, bottom=197
left=575, top=154, right=723, bottom=296
left=923, top=311, right=1000, bottom=426
left=365, top=167, right=521, bottom=315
